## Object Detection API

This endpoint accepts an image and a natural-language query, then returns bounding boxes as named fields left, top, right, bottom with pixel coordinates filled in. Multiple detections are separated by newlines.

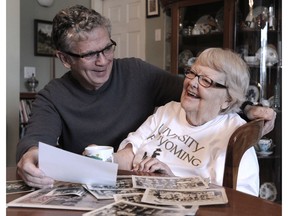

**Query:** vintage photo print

left=113, top=193, right=191, bottom=210
left=84, top=186, right=144, bottom=200
left=141, top=188, right=228, bottom=206
left=86, top=177, right=133, bottom=190
left=132, top=175, right=209, bottom=190
left=83, top=200, right=198, bottom=216
left=7, top=182, right=112, bottom=210
left=6, top=180, right=35, bottom=194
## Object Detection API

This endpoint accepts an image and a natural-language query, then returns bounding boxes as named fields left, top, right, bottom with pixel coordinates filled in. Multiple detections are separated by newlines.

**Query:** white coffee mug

left=257, top=139, right=272, bottom=152
left=84, top=145, right=114, bottom=162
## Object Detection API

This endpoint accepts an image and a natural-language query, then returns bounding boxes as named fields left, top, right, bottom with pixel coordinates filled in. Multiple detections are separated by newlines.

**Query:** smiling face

left=180, top=65, right=230, bottom=126
left=56, top=27, right=114, bottom=90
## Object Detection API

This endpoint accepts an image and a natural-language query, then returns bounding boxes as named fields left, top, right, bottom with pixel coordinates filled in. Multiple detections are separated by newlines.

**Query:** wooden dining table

left=6, top=166, right=281, bottom=216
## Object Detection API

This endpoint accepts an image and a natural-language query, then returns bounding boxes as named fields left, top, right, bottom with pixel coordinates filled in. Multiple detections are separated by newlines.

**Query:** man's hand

left=17, top=147, right=54, bottom=188
left=244, top=105, right=277, bottom=136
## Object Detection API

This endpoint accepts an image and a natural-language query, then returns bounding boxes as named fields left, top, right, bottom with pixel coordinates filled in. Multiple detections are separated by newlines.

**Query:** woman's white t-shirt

left=118, top=101, right=259, bottom=196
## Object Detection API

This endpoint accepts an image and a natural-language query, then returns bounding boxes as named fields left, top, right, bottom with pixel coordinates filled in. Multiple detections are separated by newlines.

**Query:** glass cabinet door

left=234, top=0, right=282, bottom=109
left=164, top=0, right=234, bottom=75
left=234, top=0, right=282, bottom=203
left=177, top=1, right=225, bottom=74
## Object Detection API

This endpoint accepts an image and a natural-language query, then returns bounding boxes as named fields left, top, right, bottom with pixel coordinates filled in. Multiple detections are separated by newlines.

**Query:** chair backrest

left=223, top=119, right=264, bottom=189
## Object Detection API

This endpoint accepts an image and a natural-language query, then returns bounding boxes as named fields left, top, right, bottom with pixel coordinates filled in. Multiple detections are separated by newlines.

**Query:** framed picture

left=34, top=19, right=55, bottom=57
left=146, top=0, right=160, bottom=18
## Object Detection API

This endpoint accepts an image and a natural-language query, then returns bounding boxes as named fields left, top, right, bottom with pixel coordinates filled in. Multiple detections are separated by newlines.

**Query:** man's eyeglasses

left=184, top=68, right=228, bottom=89
left=62, top=39, right=117, bottom=61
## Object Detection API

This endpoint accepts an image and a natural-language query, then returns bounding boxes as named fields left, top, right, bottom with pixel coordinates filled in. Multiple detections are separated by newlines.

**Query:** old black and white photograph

left=141, top=188, right=228, bottom=206
left=83, top=200, right=198, bottom=216
left=6, top=180, right=35, bottom=195
left=132, top=175, right=208, bottom=190
left=87, top=177, right=133, bottom=190
left=7, top=182, right=112, bottom=210
left=84, top=187, right=144, bottom=200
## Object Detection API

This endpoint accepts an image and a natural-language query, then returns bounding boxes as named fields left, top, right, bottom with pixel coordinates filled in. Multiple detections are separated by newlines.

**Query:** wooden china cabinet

left=160, top=0, right=234, bottom=74
left=160, top=0, right=282, bottom=203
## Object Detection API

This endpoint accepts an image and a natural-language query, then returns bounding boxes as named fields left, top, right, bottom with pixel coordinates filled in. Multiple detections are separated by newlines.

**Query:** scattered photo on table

left=113, top=193, right=192, bottom=210
left=82, top=200, right=198, bottom=216
left=48, top=186, right=86, bottom=197
left=86, top=177, right=133, bottom=190
left=113, top=192, right=144, bottom=203
left=84, top=176, right=144, bottom=200
left=6, top=180, right=35, bottom=194
left=141, top=188, right=228, bottom=206
left=132, top=175, right=208, bottom=190
left=84, top=186, right=144, bottom=200
left=7, top=182, right=113, bottom=211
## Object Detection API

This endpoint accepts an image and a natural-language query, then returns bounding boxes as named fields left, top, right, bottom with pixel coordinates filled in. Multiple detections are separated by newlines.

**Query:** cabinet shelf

left=257, top=155, right=281, bottom=159
left=20, top=92, right=37, bottom=100
left=19, top=92, right=37, bottom=138
left=238, top=28, right=279, bottom=33
left=181, top=31, right=223, bottom=38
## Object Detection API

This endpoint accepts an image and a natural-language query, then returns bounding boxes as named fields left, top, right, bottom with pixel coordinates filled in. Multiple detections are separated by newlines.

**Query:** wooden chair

left=223, top=119, right=264, bottom=189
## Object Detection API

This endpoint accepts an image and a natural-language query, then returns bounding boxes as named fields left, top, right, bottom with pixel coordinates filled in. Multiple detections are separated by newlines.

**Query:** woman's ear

left=220, top=101, right=230, bottom=111
left=56, top=51, right=71, bottom=69
left=220, top=95, right=232, bottom=112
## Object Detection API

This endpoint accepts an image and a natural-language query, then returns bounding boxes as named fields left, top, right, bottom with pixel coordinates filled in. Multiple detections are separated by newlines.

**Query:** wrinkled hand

left=17, top=147, right=54, bottom=188
left=132, top=157, right=175, bottom=176
left=245, top=105, right=277, bottom=136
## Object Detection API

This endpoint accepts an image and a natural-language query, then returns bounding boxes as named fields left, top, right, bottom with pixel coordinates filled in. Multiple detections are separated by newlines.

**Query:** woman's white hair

left=195, top=48, right=250, bottom=114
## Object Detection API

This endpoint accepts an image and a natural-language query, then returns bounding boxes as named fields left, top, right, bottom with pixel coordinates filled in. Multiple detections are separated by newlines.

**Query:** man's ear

left=56, top=51, right=71, bottom=69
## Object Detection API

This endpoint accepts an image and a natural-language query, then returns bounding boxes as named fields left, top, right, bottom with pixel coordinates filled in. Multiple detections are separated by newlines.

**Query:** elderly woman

left=114, top=48, right=259, bottom=196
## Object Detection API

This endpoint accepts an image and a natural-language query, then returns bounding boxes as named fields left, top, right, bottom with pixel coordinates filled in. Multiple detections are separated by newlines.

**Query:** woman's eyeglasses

left=184, top=68, right=227, bottom=89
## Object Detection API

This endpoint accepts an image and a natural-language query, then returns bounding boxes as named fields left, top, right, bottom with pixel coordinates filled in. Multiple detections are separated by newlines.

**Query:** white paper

left=38, top=142, right=118, bottom=186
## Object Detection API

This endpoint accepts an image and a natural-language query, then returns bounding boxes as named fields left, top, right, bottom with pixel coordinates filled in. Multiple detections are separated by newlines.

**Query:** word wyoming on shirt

left=147, top=124, right=205, bottom=167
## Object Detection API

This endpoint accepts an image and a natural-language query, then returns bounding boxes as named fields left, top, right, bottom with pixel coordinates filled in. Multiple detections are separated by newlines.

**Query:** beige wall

left=145, top=10, right=166, bottom=69
left=7, top=0, right=20, bottom=166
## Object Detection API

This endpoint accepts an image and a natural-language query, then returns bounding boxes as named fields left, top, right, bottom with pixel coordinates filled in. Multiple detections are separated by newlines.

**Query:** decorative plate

left=192, top=15, right=217, bottom=35
left=255, top=45, right=279, bottom=66
left=187, top=57, right=197, bottom=67
left=245, top=6, right=266, bottom=22
left=244, top=56, right=259, bottom=66
left=178, top=49, right=193, bottom=68
left=246, top=84, right=260, bottom=102
left=259, top=182, right=277, bottom=201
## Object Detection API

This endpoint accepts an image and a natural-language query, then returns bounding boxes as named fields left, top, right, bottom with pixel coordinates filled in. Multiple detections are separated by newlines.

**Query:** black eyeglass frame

left=62, top=39, right=117, bottom=59
left=184, top=68, right=228, bottom=89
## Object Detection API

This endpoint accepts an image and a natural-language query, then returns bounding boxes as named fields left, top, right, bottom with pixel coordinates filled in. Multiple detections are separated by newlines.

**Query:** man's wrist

left=240, top=101, right=254, bottom=111
left=240, top=101, right=263, bottom=111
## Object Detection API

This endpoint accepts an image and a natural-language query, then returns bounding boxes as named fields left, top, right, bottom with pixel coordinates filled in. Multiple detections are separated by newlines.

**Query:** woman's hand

left=132, top=157, right=175, bottom=176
